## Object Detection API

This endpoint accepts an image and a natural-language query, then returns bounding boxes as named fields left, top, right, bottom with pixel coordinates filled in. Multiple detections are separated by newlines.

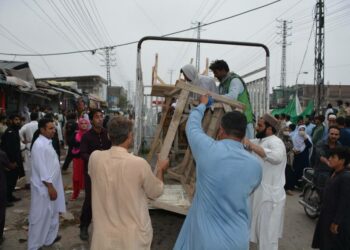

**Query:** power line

left=132, top=0, right=163, bottom=35
left=88, top=0, right=114, bottom=45
left=0, top=24, right=56, bottom=76
left=66, top=0, right=100, bottom=48
left=0, top=0, right=281, bottom=57
left=21, top=0, right=104, bottom=74
left=204, top=0, right=228, bottom=23
left=295, top=19, right=315, bottom=84
left=219, top=0, right=305, bottom=59
left=76, top=0, right=106, bottom=46
left=47, top=0, right=92, bottom=50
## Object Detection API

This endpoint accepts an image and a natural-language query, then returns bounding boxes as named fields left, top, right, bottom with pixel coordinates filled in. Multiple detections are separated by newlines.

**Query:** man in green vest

left=209, top=60, right=255, bottom=138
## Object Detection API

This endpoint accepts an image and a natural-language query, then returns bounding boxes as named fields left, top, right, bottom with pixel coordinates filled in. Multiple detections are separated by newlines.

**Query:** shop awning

left=50, top=86, right=81, bottom=98
left=2, top=76, right=37, bottom=92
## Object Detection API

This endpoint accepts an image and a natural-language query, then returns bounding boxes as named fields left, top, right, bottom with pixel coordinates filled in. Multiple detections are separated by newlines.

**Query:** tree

left=119, top=95, right=128, bottom=110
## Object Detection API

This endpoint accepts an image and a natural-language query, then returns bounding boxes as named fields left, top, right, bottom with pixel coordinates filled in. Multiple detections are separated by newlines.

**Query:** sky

left=0, top=0, right=349, bottom=96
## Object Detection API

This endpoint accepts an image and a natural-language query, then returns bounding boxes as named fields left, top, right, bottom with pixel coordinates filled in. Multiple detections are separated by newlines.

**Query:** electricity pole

left=100, top=47, right=116, bottom=86
left=277, top=19, right=292, bottom=104
left=168, top=69, right=174, bottom=83
left=314, top=0, right=325, bottom=114
left=193, top=21, right=202, bottom=71
left=127, top=80, right=133, bottom=102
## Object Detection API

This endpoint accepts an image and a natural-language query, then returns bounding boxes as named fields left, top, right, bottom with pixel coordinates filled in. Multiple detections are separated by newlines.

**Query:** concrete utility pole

left=100, top=47, right=116, bottom=86
left=127, top=80, right=133, bottom=101
left=277, top=19, right=292, bottom=103
left=195, top=22, right=201, bottom=71
left=314, top=0, right=325, bottom=114
left=168, top=69, right=174, bottom=83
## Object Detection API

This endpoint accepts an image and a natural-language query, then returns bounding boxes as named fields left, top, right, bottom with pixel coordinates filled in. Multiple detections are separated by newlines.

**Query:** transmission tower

left=277, top=19, right=292, bottom=102
left=314, top=0, right=325, bottom=114
left=100, top=47, right=116, bottom=86
left=192, top=22, right=203, bottom=71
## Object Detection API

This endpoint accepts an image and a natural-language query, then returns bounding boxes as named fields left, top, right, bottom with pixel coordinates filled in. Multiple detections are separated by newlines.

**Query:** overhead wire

left=200, top=0, right=223, bottom=23
left=68, top=0, right=101, bottom=48
left=21, top=0, right=105, bottom=75
left=48, top=0, right=107, bottom=73
left=0, top=24, right=56, bottom=76
left=76, top=0, right=106, bottom=46
left=218, top=0, right=305, bottom=59
left=58, top=0, right=108, bottom=72
left=132, top=0, right=164, bottom=35
left=203, top=0, right=228, bottom=23
left=47, top=0, right=92, bottom=50
left=295, top=18, right=315, bottom=84
left=193, top=0, right=210, bottom=20
left=0, top=0, right=282, bottom=57
left=88, top=0, right=114, bottom=45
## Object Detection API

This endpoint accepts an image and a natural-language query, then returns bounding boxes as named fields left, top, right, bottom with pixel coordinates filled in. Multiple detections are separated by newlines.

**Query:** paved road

left=1, top=171, right=317, bottom=250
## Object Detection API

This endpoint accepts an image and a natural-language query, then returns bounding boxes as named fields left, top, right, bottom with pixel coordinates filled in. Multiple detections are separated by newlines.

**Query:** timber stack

left=147, top=56, right=245, bottom=215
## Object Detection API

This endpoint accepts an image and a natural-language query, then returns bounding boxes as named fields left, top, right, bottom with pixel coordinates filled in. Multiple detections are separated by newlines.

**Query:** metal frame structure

left=135, top=36, right=270, bottom=154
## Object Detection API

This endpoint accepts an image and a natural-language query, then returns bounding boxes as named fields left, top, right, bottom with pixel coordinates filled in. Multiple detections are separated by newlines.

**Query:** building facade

left=270, top=83, right=350, bottom=109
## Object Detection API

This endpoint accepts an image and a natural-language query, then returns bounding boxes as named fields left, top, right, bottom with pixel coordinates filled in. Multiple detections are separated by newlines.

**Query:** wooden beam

left=149, top=200, right=188, bottom=215
left=176, top=80, right=245, bottom=110
left=154, top=89, right=190, bottom=174
left=146, top=97, right=171, bottom=163
left=165, top=88, right=181, bottom=97
left=157, top=76, right=168, bottom=85
left=222, top=103, right=233, bottom=112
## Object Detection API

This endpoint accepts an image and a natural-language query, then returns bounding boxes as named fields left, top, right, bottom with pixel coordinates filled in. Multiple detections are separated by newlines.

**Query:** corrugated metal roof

left=0, top=60, right=29, bottom=70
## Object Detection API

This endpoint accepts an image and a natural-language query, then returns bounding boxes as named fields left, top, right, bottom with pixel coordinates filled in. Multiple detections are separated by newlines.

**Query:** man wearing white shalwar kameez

left=244, top=114, right=287, bottom=250
left=28, top=119, right=66, bottom=250
left=19, top=112, right=38, bottom=185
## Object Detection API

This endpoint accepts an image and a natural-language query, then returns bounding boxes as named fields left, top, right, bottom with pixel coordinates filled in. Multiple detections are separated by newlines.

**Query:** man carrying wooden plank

left=174, top=95, right=262, bottom=250
left=209, top=60, right=255, bottom=138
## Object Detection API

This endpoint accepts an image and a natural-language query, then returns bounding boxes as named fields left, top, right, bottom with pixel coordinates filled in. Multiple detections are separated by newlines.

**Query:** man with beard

left=0, top=113, right=23, bottom=205
left=79, top=109, right=111, bottom=241
left=89, top=116, right=169, bottom=249
left=312, top=126, right=341, bottom=190
left=243, top=114, right=287, bottom=250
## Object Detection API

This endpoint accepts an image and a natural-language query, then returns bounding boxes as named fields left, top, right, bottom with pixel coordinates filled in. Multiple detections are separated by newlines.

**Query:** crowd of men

left=0, top=59, right=349, bottom=250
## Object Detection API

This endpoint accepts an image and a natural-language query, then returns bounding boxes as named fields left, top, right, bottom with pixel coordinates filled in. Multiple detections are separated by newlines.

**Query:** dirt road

left=1, top=170, right=316, bottom=250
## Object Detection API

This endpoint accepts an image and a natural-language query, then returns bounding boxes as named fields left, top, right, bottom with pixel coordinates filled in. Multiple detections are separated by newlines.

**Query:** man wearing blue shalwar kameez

left=174, top=95, right=262, bottom=250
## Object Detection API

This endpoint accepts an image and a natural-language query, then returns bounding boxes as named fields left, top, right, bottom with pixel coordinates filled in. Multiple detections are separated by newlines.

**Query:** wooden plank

left=167, top=108, right=211, bottom=181
left=165, top=88, right=181, bottom=97
left=222, top=103, right=233, bottom=112
left=167, top=147, right=191, bottom=181
left=157, top=75, right=168, bottom=85
left=181, top=107, right=225, bottom=200
left=176, top=80, right=245, bottom=110
left=206, top=108, right=225, bottom=137
left=148, top=184, right=190, bottom=215
left=146, top=97, right=171, bottom=163
left=149, top=200, right=189, bottom=215
left=154, top=89, right=190, bottom=174
left=150, top=84, right=176, bottom=97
